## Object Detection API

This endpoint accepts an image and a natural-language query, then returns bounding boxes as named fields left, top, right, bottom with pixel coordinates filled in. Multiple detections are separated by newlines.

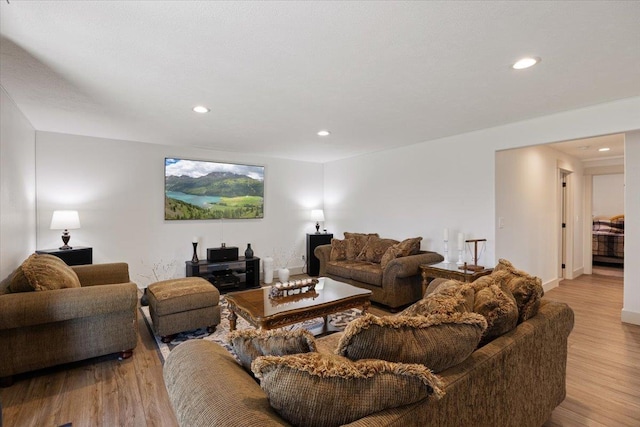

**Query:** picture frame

left=164, top=157, right=264, bottom=220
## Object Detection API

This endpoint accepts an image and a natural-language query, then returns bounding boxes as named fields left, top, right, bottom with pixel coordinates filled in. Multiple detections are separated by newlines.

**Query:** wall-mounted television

left=165, top=158, right=264, bottom=220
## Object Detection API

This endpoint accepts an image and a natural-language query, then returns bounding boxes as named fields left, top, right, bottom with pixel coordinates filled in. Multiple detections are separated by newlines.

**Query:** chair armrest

left=0, top=282, right=137, bottom=329
left=314, top=244, right=332, bottom=276
left=384, top=251, right=444, bottom=278
left=72, top=262, right=131, bottom=286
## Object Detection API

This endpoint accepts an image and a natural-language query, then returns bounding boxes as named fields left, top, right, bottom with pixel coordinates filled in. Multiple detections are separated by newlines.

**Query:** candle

left=192, top=237, right=198, bottom=243
left=458, top=233, right=464, bottom=249
left=444, top=228, right=449, bottom=241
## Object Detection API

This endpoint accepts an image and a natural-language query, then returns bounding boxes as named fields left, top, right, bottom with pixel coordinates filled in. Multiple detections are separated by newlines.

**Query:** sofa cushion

left=9, top=253, right=81, bottom=292
left=380, top=236, right=423, bottom=269
left=493, top=259, right=545, bottom=322
left=474, top=284, right=519, bottom=343
left=336, top=312, right=487, bottom=373
left=344, top=232, right=379, bottom=260
left=349, top=262, right=383, bottom=287
left=329, top=238, right=354, bottom=261
left=356, top=237, right=399, bottom=263
left=227, top=329, right=316, bottom=371
left=252, top=352, right=444, bottom=427
left=326, top=260, right=357, bottom=279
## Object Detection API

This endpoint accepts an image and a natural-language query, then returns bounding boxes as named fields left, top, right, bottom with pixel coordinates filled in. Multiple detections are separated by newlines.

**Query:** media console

left=186, top=256, right=260, bottom=293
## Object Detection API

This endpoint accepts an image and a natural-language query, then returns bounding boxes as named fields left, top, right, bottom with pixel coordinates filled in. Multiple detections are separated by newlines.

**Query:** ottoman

left=148, top=277, right=221, bottom=342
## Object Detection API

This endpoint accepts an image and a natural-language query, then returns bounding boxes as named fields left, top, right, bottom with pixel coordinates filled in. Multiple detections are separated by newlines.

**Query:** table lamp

left=311, top=209, right=325, bottom=234
left=50, top=210, right=81, bottom=250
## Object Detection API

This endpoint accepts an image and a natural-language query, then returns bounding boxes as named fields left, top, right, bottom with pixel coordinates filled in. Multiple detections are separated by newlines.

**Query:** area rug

left=140, top=296, right=363, bottom=362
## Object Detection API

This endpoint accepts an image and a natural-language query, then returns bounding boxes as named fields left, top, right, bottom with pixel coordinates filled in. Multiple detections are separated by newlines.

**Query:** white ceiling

left=1, top=1, right=639, bottom=163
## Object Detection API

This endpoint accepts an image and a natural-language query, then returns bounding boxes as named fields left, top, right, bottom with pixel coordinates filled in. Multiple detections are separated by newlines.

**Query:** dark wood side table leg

left=228, top=309, right=237, bottom=331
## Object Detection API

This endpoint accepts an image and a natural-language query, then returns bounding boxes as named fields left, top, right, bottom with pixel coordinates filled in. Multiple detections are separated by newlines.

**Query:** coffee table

left=225, top=277, right=371, bottom=332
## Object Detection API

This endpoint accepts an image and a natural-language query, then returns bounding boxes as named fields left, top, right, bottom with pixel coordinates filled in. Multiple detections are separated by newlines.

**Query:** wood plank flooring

left=1, top=273, right=638, bottom=427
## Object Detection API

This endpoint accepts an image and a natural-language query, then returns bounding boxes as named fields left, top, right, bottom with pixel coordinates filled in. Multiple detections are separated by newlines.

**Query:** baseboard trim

left=543, top=278, right=560, bottom=293
left=621, top=309, right=640, bottom=326
left=572, top=267, right=584, bottom=279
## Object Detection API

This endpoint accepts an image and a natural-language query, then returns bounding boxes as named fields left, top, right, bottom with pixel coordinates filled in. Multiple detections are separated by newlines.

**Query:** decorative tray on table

left=268, top=278, right=318, bottom=299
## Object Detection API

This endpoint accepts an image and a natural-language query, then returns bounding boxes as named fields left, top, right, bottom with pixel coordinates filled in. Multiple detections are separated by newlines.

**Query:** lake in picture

left=166, top=191, right=221, bottom=208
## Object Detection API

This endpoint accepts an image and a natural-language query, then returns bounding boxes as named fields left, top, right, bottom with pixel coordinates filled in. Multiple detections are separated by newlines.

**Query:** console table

left=306, top=233, right=333, bottom=276
left=36, top=246, right=93, bottom=266
left=186, top=256, right=260, bottom=293
left=419, top=262, right=493, bottom=294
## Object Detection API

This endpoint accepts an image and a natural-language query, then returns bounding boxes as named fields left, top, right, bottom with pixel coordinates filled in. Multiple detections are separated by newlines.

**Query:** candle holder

left=456, top=248, right=464, bottom=266
left=443, top=240, right=449, bottom=263
left=191, top=242, right=199, bottom=264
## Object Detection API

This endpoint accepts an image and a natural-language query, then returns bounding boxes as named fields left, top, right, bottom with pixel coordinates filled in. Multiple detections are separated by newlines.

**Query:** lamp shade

left=50, top=210, right=81, bottom=230
left=310, top=209, right=325, bottom=222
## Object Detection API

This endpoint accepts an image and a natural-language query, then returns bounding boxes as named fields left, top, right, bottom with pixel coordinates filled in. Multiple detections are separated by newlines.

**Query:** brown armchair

left=0, top=259, right=138, bottom=385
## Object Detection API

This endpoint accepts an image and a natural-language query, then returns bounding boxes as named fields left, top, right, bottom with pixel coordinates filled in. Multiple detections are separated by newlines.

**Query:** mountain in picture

left=164, top=158, right=264, bottom=220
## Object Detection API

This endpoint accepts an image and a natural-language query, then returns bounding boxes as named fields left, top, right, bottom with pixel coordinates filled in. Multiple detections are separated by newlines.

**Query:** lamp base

left=315, top=222, right=320, bottom=234
left=59, top=232, right=72, bottom=250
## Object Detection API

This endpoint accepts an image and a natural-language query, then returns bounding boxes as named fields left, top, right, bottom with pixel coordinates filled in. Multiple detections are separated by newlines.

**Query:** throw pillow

left=356, top=237, right=399, bottom=263
left=329, top=238, right=349, bottom=261
left=344, top=232, right=379, bottom=260
left=473, top=284, right=519, bottom=343
left=401, top=282, right=474, bottom=316
left=9, top=253, right=81, bottom=292
left=336, top=312, right=487, bottom=373
left=492, top=259, right=544, bottom=322
left=379, top=236, right=423, bottom=269
left=252, top=352, right=444, bottom=427
left=227, top=329, right=316, bottom=371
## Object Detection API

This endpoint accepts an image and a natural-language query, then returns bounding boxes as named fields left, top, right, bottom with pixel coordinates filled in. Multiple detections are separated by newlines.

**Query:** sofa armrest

left=72, top=262, right=131, bottom=286
left=0, top=282, right=137, bottom=329
left=384, top=251, right=444, bottom=278
left=164, top=340, right=289, bottom=427
left=314, top=244, right=332, bottom=276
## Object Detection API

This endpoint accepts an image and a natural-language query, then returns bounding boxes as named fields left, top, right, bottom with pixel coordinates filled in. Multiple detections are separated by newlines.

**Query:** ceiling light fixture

left=317, top=130, right=331, bottom=136
left=598, top=147, right=610, bottom=152
left=512, top=57, right=540, bottom=70
left=193, top=106, right=210, bottom=113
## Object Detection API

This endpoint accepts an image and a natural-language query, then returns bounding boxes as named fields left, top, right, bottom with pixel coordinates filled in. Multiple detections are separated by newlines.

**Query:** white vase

left=278, top=267, right=290, bottom=283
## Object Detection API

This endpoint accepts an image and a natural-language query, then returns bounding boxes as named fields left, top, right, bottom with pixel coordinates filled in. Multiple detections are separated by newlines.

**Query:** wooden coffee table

left=225, top=277, right=371, bottom=332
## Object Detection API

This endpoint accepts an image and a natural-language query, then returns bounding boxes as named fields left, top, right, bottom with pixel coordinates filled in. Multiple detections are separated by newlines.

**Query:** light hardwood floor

left=1, top=273, right=638, bottom=427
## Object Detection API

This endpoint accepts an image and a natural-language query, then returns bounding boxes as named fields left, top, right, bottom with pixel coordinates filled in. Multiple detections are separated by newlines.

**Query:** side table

left=419, top=262, right=493, bottom=295
left=36, top=246, right=93, bottom=266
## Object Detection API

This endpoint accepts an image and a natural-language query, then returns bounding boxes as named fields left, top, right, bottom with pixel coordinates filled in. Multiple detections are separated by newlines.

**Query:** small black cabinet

left=186, top=256, right=260, bottom=293
left=306, top=233, right=333, bottom=276
left=36, top=246, right=93, bottom=266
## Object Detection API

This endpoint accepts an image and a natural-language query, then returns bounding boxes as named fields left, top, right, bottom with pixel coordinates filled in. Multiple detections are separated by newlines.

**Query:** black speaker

left=207, top=246, right=239, bottom=262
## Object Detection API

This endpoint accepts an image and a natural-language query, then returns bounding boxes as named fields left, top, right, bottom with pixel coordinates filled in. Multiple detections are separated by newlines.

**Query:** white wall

left=324, top=96, right=640, bottom=324
left=623, top=132, right=640, bottom=325
left=496, top=145, right=584, bottom=288
left=592, top=174, right=624, bottom=219
left=0, top=86, right=36, bottom=280
left=35, top=132, right=324, bottom=287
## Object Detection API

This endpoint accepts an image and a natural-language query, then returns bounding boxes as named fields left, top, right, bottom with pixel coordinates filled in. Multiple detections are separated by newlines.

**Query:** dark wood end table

left=419, top=262, right=493, bottom=294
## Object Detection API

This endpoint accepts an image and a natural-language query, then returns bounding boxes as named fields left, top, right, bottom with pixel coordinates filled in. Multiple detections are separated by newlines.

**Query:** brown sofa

left=163, top=297, right=574, bottom=426
left=0, top=260, right=138, bottom=385
left=315, top=237, right=443, bottom=309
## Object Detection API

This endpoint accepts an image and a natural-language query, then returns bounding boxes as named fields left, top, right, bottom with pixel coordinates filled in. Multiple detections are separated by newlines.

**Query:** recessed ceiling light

left=512, top=57, right=540, bottom=70
left=317, top=130, right=331, bottom=136
left=193, top=106, right=210, bottom=113
left=598, top=147, right=610, bottom=152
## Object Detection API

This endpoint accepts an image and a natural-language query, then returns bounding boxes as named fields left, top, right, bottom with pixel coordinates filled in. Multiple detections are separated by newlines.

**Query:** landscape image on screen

left=165, top=158, right=264, bottom=220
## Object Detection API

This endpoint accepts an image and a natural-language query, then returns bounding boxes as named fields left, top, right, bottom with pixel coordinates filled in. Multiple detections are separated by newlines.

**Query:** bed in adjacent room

left=592, top=215, right=624, bottom=265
